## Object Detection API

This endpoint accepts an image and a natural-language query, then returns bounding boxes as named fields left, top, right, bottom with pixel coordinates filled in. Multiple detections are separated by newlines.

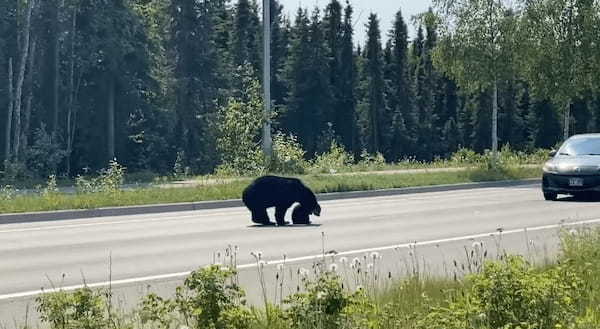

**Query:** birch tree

left=13, top=0, right=36, bottom=160
left=433, top=0, right=520, bottom=159
left=521, top=0, right=600, bottom=140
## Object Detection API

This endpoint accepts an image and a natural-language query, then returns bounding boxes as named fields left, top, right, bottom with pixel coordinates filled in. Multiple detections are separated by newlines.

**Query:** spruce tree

left=386, top=9, right=415, bottom=160
left=231, top=0, right=260, bottom=73
left=270, top=0, right=289, bottom=112
left=361, top=13, right=388, bottom=154
left=170, top=0, right=223, bottom=172
left=284, top=8, right=331, bottom=156
left=337, top=1, right=357, bottom=153
left=530, top=98, right=561, bottom=149
left=323, top=0, right=343, bottom=132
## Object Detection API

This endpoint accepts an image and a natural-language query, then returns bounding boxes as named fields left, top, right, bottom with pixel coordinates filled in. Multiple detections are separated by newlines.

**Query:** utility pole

left=262, top=0, right=273, bottom=158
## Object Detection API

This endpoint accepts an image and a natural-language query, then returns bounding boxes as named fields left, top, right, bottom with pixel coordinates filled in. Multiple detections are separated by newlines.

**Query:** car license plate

left=569, top=178, right=584, bottom=187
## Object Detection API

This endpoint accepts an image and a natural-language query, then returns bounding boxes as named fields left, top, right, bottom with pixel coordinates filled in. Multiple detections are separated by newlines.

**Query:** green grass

left=0, top=166, right=541, bottom=214
left=26, top=227, right=600, bottom=329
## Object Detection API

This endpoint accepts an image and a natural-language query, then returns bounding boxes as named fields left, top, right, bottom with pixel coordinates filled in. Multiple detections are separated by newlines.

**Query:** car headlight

left=543, top=162, right=559, bottom=174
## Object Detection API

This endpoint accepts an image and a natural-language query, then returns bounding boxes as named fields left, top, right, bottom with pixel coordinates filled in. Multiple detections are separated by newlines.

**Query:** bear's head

left=292, top=204, right=311, bottom=224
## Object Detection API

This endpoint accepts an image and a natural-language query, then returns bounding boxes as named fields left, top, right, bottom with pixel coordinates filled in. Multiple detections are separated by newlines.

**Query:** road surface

left=1, top=182, right=599, bottom=326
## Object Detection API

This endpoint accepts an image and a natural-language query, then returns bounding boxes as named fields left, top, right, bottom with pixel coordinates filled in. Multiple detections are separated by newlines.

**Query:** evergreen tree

left=360, top=14, right=388, bottom=154
left=530, top=98, right=561, bottom=149
left=284, top=8, right=331, bottom=156
left=270, top=0, right=289, bottom=113
left=337, top=1, right=357, bottom=153
left=470, top=90, right=492, bottom=153
left=323, top=0, right=343, bottom=132
left=231, top=0, right=260, bottom=73
left=385, top=9, right=414, bottom=160
left=170, top=0, right=223, bottom=173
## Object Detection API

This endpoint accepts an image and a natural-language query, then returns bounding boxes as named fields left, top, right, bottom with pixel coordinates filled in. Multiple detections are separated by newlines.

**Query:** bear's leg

left=275, top=206, right=290, bottom=226
left=251, top=208, right=272, bottom=225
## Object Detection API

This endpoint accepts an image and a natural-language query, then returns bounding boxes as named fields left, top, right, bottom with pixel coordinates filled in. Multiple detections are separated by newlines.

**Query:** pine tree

left=323, top=0, right=343, bottom=132
left=360, top=13, right=388, bottom=154
left=270, top=0, right=289, bottom=113
left=385, top=9, right=414, bottom=160
left=530, top=98, right=561, bottom=149
left=170, top=0, right=223, bottom=173
left=231, top=0, right=260, bottom=73
left=284, top=7, right=331, bottom=156
left=413, top=22, right=437, bottom=160
left=337, top=1, right=356, bottom=153
left=470, top=90, right=492, bottom=153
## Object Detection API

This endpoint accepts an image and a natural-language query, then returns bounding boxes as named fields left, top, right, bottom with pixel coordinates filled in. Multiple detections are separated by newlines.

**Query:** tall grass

left=22, top=227, right=600, bottom=329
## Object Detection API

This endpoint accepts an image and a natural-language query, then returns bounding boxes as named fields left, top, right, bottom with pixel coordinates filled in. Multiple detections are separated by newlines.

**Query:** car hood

left=547, top=155, right=600, bottom=175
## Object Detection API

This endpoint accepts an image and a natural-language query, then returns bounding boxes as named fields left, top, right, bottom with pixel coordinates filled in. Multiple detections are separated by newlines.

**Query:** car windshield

left=558, top=137, right=600, bottom=156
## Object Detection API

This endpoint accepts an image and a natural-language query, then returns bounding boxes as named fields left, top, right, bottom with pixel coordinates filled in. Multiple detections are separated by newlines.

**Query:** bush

left=36, top=288, right=109, bottom=329
left=75, top=159, right=126, bottom=194
left=270, top=133, right=308, bottom=174
left=310, top=141, right=354, bottom=174
left=25, top=124, right=67, bottom=178
left=0, top=184, right=17, bottom=200
left=284, top=272, right=353, bottom=329
left=140, top=265, right=252, bottom=329
left=419, top=255, right=583, bottom=329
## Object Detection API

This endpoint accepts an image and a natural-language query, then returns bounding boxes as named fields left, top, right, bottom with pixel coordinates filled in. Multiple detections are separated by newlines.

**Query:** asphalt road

left=1, top=182, right=600, bottom=326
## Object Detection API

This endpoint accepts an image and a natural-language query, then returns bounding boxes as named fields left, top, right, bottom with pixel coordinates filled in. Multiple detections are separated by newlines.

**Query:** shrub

left=141, top=265, right=253, bottom=329
left=419, top=255, right=583, bottom=329
left=270, top=133, right=308, bottom=174
left=284, top=272, right=353, bottom=329
left=36, top=288, right=109, bottom=329
left=25, top=124, right=67, bottom=178
left=356, top=149, right=386, bottom=171
left=0, top=184, right=17, bottom=201
left=311, top=141, right=354, bottom=174
left=75, top=159, right=126, bottom=194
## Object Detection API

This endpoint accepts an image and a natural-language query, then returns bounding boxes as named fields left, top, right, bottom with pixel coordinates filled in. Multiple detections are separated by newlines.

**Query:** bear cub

left=242, top=175, right=321, bottom=226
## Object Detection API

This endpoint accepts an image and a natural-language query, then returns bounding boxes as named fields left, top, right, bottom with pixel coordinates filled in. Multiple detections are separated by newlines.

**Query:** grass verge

left=24, top=226, right=600, bottom=329
left=0, top=166, right=540, bottom=214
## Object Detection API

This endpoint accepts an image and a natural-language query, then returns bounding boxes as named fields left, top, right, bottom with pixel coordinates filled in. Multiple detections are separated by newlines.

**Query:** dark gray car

left=542, top=134, right=600, bottom=200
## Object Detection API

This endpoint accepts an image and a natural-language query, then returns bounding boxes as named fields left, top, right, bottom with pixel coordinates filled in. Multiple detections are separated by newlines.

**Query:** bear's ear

left=313, top=204, right=321, bottom=216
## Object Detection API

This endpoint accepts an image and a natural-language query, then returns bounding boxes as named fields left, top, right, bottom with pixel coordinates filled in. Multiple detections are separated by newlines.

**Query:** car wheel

left=543, top=192, right=557, bottom=201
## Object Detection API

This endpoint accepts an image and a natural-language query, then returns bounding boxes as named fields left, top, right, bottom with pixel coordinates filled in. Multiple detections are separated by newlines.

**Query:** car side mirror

left=549, top=150, right=557, bottom=157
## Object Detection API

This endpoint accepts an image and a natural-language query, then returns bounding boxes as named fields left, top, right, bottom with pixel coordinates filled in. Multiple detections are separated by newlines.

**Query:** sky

left=277, top=0, right=434, bottom=45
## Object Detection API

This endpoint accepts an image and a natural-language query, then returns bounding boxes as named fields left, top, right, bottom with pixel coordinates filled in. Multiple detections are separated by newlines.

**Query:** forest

left=1, top=0, right=599, bottom=179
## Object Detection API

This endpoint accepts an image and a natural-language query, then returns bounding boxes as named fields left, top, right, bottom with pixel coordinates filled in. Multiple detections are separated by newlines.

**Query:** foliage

left=418, top=255, right=583, bottom=329
left=284, top=272, right=355, bottom=329
left=36, top=288, right=109, bottom=329
left=270, top=133, right=308, bottom=174
left=24, top=125, right=68, bottom=178
left=139, top=265, right=252, bottom=329
left=311, top=141, right=355, bottom=174
left=75, top=159, right=126, bottom=194
left=216, top=65, right=266, bottom=177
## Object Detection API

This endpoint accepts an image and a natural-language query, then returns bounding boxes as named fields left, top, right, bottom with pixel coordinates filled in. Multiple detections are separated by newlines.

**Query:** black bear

left=242, top=175, right=321, bottom=225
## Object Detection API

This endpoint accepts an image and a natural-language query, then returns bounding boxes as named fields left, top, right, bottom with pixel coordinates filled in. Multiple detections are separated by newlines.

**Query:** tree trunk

left=51, top=1, right=61, bottom=137
left=22, top=40, right=37, bottom=154
left=66, top=5, right=77, bottom=176
left=5, top=58, right=14, bottom=164
left=107, top=76, right=116, bottom=161
left=13, top=0, right=35, bottom=161
left=492, top=79, right=499, bottom=158
left=563, top=100, right=571, bottom=140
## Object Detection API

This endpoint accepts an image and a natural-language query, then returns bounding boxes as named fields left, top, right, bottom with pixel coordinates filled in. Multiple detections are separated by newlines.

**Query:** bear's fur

left=291, top=203, right=312, bottom=225
left=242, top=175, right=321, bottom=225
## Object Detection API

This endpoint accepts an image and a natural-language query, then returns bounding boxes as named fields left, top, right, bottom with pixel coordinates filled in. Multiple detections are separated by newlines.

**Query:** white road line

left=1, top=217, right=598, bottom=301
